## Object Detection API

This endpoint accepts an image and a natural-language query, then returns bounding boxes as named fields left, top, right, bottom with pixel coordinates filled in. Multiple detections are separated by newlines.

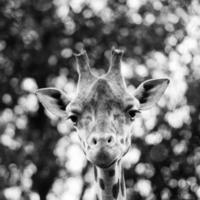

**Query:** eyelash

left=68, top=114, right=78, bottom=125
left=67, top=110, right=81, bottom=126
left=127, top=109, right=140, bottom=121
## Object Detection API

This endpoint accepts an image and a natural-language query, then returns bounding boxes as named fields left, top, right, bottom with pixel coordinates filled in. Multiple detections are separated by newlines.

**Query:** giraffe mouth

left=88, top=147, right=118, bottom=168
left=97, top=158, right=117, bottom=168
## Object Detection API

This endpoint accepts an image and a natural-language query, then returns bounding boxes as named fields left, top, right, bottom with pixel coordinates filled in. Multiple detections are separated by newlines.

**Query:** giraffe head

left=35, top=48, right=169, bottom=168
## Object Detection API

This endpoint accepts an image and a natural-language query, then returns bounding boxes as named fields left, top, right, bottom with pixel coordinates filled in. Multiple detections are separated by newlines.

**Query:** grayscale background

left=0, top=0, right=199, bottom=200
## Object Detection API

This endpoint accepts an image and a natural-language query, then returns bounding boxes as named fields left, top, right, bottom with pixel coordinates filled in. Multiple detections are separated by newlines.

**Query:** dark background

left=0, top=0, right=200, bottom=200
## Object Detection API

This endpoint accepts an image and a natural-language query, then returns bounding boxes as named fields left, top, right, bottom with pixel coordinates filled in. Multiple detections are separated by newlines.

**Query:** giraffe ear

left=134, top=78, right=170, bottom=110
left=35, top=88, right=70, bottom=118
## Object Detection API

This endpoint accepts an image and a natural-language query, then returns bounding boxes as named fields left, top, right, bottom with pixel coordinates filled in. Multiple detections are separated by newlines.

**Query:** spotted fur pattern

left=94, top=161, right=126, bottom=200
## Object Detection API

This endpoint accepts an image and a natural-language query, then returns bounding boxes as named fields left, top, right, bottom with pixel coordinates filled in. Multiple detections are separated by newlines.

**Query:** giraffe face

left=67, top=79, right=140, bottom=168
left=35, top=48, right=169, bottom=169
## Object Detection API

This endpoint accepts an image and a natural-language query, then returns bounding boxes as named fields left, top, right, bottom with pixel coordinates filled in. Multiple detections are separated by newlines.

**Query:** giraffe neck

left=94, top=161, right=126, bottom=200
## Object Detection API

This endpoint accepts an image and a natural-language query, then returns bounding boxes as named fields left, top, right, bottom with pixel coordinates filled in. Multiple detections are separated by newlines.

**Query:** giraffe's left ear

left=134, top=78, right=170, bottom=110
left=35, top=88, right=70, bottom=118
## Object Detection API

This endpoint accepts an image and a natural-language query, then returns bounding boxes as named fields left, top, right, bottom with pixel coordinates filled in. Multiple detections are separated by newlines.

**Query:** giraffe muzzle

left=86, top=133, right=120, bottom=168
left=88, top=146, right=119, bottom=168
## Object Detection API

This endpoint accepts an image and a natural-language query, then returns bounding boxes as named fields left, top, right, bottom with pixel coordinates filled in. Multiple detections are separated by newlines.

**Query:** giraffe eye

left=128, top=110, right=140, bottom=121
left=68, top=114, right=78, bottom=125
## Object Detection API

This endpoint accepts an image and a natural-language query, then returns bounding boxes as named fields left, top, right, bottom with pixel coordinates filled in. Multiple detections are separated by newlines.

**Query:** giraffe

left=35, top=48, right=169, bottom=200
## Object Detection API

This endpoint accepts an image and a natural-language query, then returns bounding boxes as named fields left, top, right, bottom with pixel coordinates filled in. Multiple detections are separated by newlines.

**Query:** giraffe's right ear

left=134, top=78, right=170, bottom=110
left=35, top=88, right=69, bottom=118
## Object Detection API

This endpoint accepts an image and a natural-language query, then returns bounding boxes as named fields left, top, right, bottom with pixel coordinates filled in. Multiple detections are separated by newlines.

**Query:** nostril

left=107, top=136, right=114, bottom=144
left=92, top=138, right=97, bottom=145
left=120, top=138, right=124, bottom=144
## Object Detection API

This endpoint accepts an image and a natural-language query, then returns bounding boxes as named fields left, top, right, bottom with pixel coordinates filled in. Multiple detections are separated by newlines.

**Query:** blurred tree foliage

left=0, top=0, right=200, bottom=200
